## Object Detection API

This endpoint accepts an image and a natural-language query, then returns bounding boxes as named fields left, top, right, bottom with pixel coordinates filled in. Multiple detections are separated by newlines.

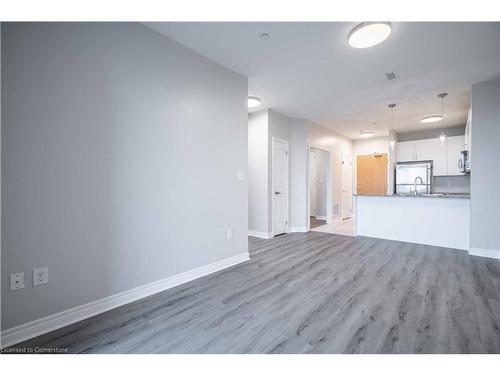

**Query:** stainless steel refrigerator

left=395, top=161, right=432, bottom=195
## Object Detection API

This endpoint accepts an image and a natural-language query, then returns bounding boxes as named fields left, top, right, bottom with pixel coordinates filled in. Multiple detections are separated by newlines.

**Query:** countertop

left=354, top=193, right=470, bottom=199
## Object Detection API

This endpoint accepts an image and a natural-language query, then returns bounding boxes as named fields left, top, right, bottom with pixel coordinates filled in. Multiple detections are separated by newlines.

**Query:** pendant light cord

left=438, top=92, right=447, bottom=142
left=441, top=94, right=444, bottom=133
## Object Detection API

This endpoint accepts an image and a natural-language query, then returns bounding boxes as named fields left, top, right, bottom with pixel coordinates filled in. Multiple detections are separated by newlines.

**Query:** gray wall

left=470, top=78, right=500, bottom=254
left=248, top=110, right=310, bottom=233
left=1, top=23, right=248, bottom=330
left=289, top=119, right=308, bottom=229
left=397, top=125, right=466, bottom=142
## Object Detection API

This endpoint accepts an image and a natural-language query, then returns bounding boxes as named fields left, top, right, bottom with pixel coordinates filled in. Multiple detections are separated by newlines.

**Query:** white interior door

left=309, top=149, right=317, bottom=216
left=273, top=138, right=289, bottom=235
left=341, top=154, right=353, bottom=220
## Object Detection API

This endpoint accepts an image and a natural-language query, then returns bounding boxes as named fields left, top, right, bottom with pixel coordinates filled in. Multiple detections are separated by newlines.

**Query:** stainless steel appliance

left=458, top=150, right=470, bottom=174
left=396, top=161, right=432, bottom=195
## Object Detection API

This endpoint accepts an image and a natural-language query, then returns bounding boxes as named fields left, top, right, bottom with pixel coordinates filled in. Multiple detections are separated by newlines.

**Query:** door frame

left=354, top=152, right=388, bottom=195
left=341, top=153, right=353, bottom=220
left=271, top=137, right=289, bottom=236
left=309, top=148, right=318, bottom=217
left=307, top=144, right=333, bottom=230
left=355, top=152, right=388, bottom=196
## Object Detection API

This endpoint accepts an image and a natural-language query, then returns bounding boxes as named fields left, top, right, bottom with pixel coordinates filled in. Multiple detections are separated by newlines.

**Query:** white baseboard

left=0, top=252, right=250, bottom=349
left=248, top=230, right=273, bottom=239
left=468, top=247, right=500, bottom=260
left=287, top=227, right=308, bottom=233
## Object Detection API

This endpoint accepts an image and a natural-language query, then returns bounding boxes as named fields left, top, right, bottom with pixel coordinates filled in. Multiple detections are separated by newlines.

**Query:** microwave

left=459, top=150, right=470, bottom=174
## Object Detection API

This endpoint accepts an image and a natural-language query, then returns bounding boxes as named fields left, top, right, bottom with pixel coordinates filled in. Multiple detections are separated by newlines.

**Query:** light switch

left=237, top=171, right=245, bottom=180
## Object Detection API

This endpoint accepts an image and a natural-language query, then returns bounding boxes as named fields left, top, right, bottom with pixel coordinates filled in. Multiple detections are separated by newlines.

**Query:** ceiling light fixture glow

left=348, top=22, right=391, bottom=49
left=247, top=96, right=261, bottom=108
left=420, top=115, right=443, bottom=123
left=359, top=131, right=375, bottom=137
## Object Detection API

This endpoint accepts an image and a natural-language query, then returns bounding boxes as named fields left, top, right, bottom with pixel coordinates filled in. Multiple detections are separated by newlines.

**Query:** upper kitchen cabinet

left=397, top=141, right=416, bottom=162
left=397, top=139, right=434, bottom=162
left=414, top=139, right=433, bottom=161
left=397, top=135, right=465, bottom=176
left=447, top=135, right=465, bottom=175
left=432, top=137, right=448, bottom=176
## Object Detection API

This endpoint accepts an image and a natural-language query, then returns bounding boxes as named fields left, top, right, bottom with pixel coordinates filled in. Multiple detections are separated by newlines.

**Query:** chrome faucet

left=414, top=176, right=423, bottom=196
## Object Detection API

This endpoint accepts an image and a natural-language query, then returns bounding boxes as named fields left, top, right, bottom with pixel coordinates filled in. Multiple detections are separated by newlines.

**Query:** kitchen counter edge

left=353, top=194, right=470, bottom=199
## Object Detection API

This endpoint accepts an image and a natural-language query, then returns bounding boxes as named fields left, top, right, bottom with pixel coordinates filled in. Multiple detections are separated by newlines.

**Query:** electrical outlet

left=10, top=272, right=25, bottom=291
left=227, top=229, right=233, bottom=240
left=33, top=267, right=48, bottom=287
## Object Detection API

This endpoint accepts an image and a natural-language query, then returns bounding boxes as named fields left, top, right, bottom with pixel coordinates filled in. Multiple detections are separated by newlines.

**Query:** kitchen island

left=353, top=194, right=470, bottom=250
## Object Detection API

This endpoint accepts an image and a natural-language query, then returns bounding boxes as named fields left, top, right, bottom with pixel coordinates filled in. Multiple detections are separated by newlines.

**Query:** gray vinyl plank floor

left=8, top=232, right=500, bottom=353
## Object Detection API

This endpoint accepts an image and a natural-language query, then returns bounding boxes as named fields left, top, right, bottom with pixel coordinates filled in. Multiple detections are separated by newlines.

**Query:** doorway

left=341, top=154, right=353, bottom=220
left=308, top=146, right=331, bottom=229
left=356, top=153, right=388, bottom=195
left=272, top=137, right=289, bottom=236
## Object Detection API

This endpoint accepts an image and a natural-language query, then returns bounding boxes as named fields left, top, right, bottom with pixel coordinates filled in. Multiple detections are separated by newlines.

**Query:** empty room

left=1, top=1, right=500, bottom=372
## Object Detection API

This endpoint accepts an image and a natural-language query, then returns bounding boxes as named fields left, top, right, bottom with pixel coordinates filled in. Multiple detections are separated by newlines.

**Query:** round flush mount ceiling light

left=248, top=96, right=261, bottom=108
left=348, top=22, right=391, bottom=49
left=420, top=115, right=443, bottom=123
left=359, top=131, right=375, bottom=137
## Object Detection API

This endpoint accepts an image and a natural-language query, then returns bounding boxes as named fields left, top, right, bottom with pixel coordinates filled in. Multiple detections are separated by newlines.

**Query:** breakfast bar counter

left=353, top=194, right=470, bottom=250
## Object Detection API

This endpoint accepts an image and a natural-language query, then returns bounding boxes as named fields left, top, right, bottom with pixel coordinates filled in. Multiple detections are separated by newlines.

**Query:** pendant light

left=438, top=92, right=447, bottom=143
left=388, top=103, right=396, bottom=149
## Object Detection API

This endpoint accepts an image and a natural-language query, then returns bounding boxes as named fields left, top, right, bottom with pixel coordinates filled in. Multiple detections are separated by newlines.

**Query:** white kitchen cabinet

left=447, top=135, right=465, bottom=175
left=414, top=139, right=434, bottom=161
left=397, top=134, right=465, bottom=176
left=398, top=139, right=435, bottom=162
left=432, top=138, right=448, bottom=176
left=397, top=141, right=416, bottom=162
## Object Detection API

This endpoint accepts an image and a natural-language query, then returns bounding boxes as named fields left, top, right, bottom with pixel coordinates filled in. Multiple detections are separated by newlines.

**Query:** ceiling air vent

left=385, top=71, right=398, bottom=81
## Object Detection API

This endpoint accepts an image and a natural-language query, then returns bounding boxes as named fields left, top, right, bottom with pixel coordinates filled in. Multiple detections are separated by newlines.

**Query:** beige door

left=357, top=154, right=388, bottom=195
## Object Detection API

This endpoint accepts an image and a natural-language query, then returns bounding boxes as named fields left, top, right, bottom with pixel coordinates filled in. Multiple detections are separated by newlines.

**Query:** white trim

left=0, top=252, right=250, bottom=349
left=306, top=141, right=311, bottom=230
left=468, top=247, right=500, bottom=260
left=248, top=230, right=273, bottom=239
left=272, top=136, right=289, bottom=236
left=287, top=227, right=308, bottom=233
left=308, top=145, right=333, bottom=232
left=341, top=153, right=353, bottom=220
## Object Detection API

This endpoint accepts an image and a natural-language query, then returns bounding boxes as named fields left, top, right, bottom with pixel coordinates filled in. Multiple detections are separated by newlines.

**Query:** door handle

left=274, top=191, right=281, bottom=195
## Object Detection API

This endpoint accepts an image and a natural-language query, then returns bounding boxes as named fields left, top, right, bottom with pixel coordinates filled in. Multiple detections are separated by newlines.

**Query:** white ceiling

left=146, top=22, right=500, bottom=139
